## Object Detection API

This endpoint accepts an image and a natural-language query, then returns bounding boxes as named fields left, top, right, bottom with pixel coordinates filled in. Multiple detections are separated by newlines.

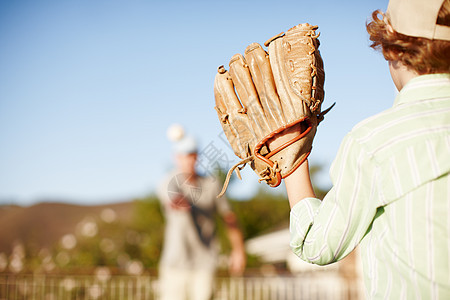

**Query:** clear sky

left=0, top=0, right=393, bottom=206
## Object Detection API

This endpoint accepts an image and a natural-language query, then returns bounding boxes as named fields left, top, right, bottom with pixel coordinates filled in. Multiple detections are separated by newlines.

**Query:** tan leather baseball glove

left=214, top=23, right=333, bottom=197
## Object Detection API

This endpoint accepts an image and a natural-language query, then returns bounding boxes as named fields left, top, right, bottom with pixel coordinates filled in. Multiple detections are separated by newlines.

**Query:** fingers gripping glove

left=214, top=24, right=333, bottom=197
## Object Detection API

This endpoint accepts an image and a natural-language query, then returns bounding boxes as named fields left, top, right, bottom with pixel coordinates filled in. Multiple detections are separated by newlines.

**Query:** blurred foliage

left=3, top=198, right=166, bottom=275
left=128, top=197, right=165, bottom=268
left=231, top=189, right=291, bottom=240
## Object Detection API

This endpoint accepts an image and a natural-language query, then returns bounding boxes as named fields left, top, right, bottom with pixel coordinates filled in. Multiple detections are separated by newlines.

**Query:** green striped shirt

left=290, top=73, right=450, bottom=299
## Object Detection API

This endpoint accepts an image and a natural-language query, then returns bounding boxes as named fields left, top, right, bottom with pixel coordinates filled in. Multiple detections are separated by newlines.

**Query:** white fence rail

left=0, top=274, right=364, bottom=300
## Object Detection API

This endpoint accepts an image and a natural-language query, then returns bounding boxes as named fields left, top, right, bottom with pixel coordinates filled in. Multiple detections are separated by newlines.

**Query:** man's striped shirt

left=290, top=73, right=450, bottom=299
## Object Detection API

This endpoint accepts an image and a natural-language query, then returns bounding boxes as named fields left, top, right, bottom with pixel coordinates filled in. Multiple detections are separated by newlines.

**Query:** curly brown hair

left=366, top=2, right=450, bottom=74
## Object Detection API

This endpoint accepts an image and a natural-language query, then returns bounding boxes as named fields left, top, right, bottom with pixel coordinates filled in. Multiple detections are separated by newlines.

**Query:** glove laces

left=217, top=156, right=254, bottom=198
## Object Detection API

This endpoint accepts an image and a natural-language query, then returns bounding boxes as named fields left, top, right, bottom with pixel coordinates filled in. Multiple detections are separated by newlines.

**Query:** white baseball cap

left=386, top=0, right=450, bottom=41
left=174, top=135, right=198, bottom=154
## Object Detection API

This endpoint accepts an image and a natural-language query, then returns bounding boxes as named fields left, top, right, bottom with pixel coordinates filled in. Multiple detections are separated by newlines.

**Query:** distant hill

left=0, top=201, right=135, bottom=254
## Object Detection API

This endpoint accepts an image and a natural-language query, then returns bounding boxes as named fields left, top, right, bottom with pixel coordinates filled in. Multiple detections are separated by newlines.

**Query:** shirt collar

left=393, top=73, right=450, bottom=106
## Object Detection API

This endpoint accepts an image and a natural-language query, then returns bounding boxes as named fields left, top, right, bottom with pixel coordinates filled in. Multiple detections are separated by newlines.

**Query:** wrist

left=284, top=160, right=316, bottom=208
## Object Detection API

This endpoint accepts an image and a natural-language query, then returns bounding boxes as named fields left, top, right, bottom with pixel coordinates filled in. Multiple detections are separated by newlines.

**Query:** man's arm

left=223, top=212, right=246, bottom=276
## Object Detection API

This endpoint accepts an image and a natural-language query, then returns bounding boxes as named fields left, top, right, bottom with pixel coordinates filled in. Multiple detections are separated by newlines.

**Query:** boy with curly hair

left=273, top=0, right=450, bottom=298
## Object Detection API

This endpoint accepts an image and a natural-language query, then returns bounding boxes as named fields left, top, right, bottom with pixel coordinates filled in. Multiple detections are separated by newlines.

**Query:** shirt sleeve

left=290, top=134, right=380, bottom=265
left=156, top=176, right=169, bottom=204
left=156, top=173, right=175, bottom=215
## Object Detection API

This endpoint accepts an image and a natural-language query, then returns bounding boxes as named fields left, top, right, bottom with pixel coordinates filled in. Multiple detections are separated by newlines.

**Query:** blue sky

left=0, top=0, right=393, bottom=206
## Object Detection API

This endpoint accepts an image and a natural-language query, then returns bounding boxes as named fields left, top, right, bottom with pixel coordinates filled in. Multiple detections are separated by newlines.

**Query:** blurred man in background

left=157, top=127, right=245, bottom=300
